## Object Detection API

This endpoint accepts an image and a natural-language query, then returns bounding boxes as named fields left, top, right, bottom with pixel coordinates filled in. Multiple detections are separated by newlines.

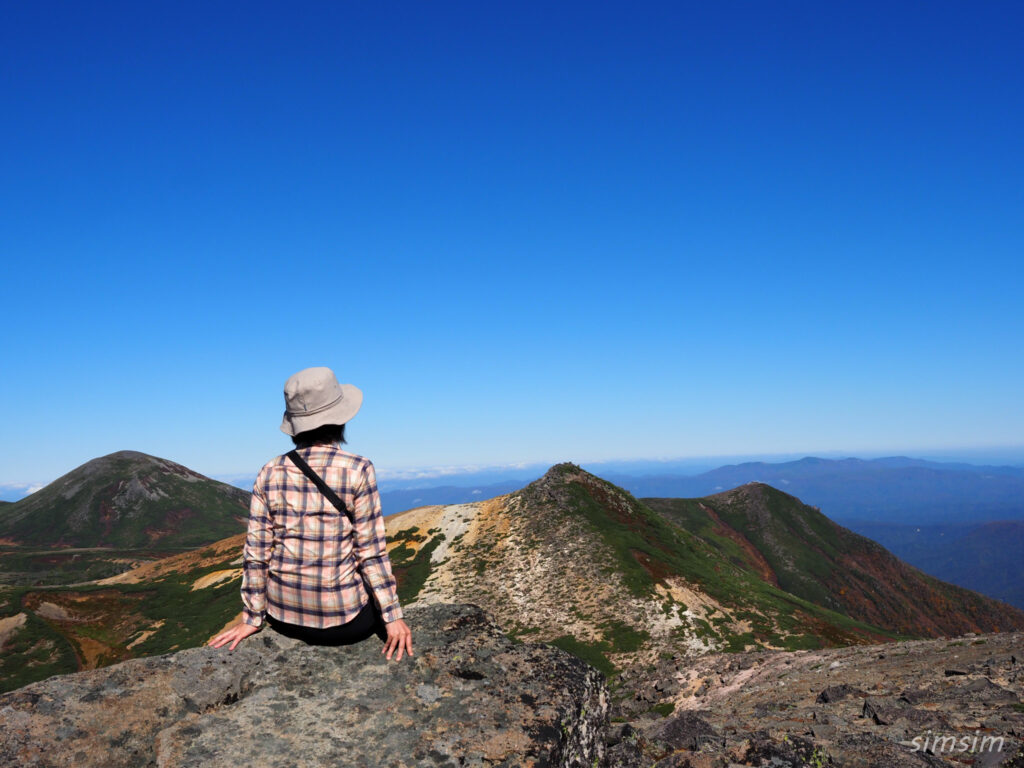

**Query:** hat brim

left=280, top=383, right=363, bottom=436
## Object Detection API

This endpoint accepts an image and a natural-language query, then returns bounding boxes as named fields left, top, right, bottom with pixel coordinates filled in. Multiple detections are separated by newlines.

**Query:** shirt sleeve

left=240, top=467, right=273, bottom=628
left=352, top=460, right=404, bottom=623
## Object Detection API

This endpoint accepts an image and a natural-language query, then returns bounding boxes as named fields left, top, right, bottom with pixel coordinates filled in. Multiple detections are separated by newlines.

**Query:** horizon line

left=2, top=443, right=1023, bottom=498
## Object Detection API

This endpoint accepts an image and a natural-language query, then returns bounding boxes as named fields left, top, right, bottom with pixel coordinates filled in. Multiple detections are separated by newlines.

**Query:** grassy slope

left=0, top=451, right=248, bottom=549
left=0, top=547, right=192, bottom=586
left=388, top=527, right=445, bottom=605
left=0, top=539, right=244, bottom=693
left=645, top=484, right=1024, bottom=637
left=0, top=602, right=79, bottom=692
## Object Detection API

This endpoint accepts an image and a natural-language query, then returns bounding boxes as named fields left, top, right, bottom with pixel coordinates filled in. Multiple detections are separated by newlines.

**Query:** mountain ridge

left=4, top=455, right=1023, bottom=700
left=381, top=462, right=1024, bottom=682
left=645, top=482, right=1023, bottom=637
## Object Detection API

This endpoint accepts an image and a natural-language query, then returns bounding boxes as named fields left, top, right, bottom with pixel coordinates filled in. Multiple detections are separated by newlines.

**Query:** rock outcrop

left=607, top=630, right=1024, bottom=767
left=0, top=603, right=608, bottom=768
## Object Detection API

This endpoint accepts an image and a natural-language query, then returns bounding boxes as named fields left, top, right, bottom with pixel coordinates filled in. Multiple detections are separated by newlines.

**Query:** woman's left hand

left=382, top=618, right=413, bottom=661
left=209, top=621, right=260, bottom=651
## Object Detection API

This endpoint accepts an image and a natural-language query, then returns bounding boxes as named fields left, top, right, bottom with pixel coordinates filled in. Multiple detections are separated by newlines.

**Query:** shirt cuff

left=242, top=609, right=264, bottom=628
left=381, top=603, right=404, bottom=623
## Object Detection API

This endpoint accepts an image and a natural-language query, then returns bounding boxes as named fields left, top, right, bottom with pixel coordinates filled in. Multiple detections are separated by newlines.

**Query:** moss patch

left=547, top=634, right=616, bottom=678
left=394, top=534, right=444, bottom=604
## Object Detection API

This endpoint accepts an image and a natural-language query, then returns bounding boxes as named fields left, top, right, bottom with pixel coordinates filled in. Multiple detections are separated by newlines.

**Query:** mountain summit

left=0, top=451, right=249, bottom=549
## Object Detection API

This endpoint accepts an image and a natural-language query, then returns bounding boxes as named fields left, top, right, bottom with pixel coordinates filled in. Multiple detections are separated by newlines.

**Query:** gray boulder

left=0, top=603, right=608, bottom=768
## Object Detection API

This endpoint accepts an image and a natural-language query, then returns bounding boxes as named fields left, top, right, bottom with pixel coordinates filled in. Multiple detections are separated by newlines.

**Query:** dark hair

left=291, top=423, right=347, bottom=447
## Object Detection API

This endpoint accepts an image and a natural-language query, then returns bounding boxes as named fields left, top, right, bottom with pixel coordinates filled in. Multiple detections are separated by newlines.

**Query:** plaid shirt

left=241, top=443, right=404, bottom=629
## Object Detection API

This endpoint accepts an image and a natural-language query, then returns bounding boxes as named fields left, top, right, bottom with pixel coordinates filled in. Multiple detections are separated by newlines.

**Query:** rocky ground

left=3, top=597, right=1023, bottom=767
left=607, top=631, right=1024, bottom=767
left=0, top=603, right=607, bottom=768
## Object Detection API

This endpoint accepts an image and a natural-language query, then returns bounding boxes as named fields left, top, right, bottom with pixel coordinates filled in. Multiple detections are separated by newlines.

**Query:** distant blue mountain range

left=604, top=456, right=1024, bottom=525
left=209, top=454, right=1024, bottom=524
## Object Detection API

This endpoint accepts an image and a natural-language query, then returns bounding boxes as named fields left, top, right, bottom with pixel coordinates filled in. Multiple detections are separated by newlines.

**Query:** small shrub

left=651, top=701, right=675, bottom=716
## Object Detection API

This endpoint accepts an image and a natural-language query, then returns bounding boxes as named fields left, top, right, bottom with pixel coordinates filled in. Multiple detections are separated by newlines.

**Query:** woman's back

left=211, top=366, right=412, bottom=661
left=257, top=444, right=371, bottom=583
left=246, top=442, right=401, bottom=629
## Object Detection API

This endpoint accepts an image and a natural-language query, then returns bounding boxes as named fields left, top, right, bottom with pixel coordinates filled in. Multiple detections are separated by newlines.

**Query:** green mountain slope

left=0, top=451, right=249, bottom=549
left=387, top=464, right=1024, bottom=667
left=644, top=482, right=1024, bottom=637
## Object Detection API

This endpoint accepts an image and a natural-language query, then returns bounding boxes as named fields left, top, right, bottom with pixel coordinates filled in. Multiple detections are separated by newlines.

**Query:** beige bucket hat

left=280, top=366, right=363, bottom=436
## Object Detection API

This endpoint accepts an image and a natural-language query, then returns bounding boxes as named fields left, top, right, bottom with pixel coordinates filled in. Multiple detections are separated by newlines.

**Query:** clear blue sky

left=2, top=1, right=1022, bottom=486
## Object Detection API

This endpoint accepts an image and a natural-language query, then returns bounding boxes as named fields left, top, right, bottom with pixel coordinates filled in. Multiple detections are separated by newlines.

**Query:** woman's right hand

left=382, top=618, right=413, bottom=661
left=209, top=621, right=260, bottom=651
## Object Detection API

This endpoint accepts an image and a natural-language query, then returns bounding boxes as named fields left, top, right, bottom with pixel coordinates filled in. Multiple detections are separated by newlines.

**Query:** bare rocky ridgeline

left=607, top=630, right=1024, bottom=767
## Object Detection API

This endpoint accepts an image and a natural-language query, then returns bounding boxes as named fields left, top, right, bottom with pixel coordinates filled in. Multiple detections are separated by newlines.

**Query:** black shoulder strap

left=286, top=450, right=355, bottom=524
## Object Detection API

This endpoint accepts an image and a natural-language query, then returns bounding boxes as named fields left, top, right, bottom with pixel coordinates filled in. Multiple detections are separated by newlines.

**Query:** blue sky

left=2, top=1, right=1022, bottom=487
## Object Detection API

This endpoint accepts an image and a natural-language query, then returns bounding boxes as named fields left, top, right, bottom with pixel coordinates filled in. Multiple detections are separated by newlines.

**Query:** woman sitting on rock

left=210, top=367, right=413, bottom=661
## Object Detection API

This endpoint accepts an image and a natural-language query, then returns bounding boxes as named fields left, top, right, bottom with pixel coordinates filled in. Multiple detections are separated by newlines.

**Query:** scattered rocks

left=647, top=712, right=722, bottom=754
left=829, top=732, right=951, bottom=767
left=611, top=630, right=1024, bottom=767
left=604, top=723, right=646, bottom=768
left=742, top=731, right=828, bottom=767
left=862, top=697, right=946, bottom=731
left=816, top=683, right=864, bottom=704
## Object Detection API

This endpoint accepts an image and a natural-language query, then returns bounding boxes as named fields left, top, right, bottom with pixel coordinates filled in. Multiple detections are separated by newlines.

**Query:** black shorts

left=266, top=598, right=387, bottom=646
